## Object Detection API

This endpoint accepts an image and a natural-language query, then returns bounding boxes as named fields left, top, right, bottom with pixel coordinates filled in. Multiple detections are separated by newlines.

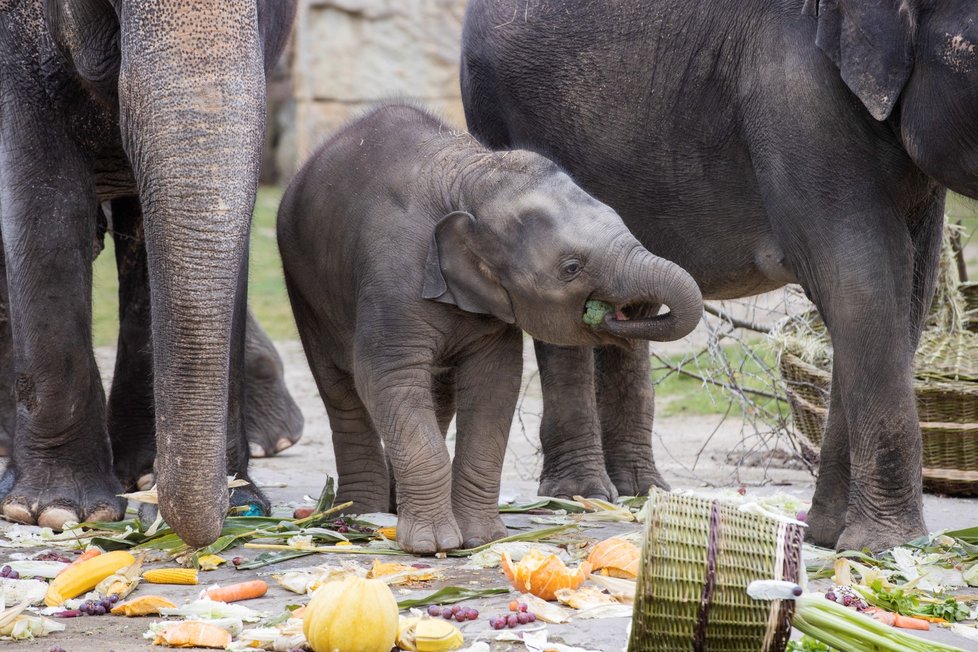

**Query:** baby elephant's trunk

left=598, top=247, right=703, bottom=342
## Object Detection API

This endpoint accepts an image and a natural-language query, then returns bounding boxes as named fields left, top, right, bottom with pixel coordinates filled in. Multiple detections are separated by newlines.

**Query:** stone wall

left=272, top=0, right=469, bottom=182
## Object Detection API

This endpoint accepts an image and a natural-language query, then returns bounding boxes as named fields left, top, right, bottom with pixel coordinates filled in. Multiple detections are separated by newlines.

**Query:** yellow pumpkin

left=302, top=576, right=399, bottom=652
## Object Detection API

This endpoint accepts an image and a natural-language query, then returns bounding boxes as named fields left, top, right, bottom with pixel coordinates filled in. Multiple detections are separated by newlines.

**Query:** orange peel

left=500, top=549, right=590, bottom=601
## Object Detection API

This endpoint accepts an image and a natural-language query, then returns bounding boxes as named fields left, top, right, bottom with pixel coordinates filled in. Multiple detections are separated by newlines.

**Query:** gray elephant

left=277, top=103, right=703, bottom=553
left=0, top=202, right=304, bottom=465
left=460, top=0, right=977, bottom=551
left=0, top=0, right=294, bottom=547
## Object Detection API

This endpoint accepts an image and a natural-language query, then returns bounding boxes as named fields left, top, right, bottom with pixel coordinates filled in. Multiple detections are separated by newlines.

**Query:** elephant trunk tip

left=156, top=475, right=229, bottom=549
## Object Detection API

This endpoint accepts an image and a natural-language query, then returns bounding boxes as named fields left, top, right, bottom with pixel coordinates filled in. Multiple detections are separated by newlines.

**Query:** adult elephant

left=0, top=0, right=295, bottom=547
left=0, top=203, right=305, bottom=464
left=460, top=0, right=975, bottom=551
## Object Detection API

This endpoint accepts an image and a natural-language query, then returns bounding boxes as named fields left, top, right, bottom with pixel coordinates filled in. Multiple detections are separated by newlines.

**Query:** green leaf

left=314, top=477, right=336, bottom=513
left=235, top=550, right=315, bottom=570
left=446, top=524, right=579, bottom=557
left=396, top=586, right=510, bottom=609
left=943, top=526, right=978, bottom=544
left=498, top=498, right=586, bottom=514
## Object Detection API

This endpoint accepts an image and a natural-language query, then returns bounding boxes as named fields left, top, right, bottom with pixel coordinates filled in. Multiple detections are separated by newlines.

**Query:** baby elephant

left=277, top=103, right=702, bottom=553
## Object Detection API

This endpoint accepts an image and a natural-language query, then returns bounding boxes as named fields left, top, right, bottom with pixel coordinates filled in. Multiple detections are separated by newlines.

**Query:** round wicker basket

left=628, top=491, right=804, bottom=652
left=778, top=314, right=978, bottom=495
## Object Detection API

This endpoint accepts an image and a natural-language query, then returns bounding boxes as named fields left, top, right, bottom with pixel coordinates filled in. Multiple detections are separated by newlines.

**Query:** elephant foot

left=835, top=515, right=926, bottom=553
left=336, top=482, right=392, bottom=514
left=396, top=507, right=463, bottom=554
left=112, top=444, right=156, bottom=492
left=0, top=464, right=125, bottom=528
left=229, top=475, right=270, bottom=516
left=246, top=414, right=304, bottom=458
left=454, top=511, right=508, bottom=549
left=605, top=460, right=670, bottom=497
left=804, top=504, right=846, bottom=548
left=538, top=465, right=618, bottom=502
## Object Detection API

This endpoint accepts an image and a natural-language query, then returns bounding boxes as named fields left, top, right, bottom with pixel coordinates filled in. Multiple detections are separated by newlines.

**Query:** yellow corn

left=44, top=550, right=136, bottom=606
left=141, top=567, right=199, bottom=585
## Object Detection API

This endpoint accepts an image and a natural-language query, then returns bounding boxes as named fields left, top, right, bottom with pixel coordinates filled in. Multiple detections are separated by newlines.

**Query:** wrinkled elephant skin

left=460, top=0, right=978, bottom=551
left=0, top=0, right=295, bottom=547
left=278, top=104, right=702, bottom=553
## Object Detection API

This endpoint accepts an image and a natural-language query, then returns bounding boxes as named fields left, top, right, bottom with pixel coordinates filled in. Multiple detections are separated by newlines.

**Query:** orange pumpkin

left=500, top=549, right=591, bottom=601
left=587, top=537, right=639, bottom=579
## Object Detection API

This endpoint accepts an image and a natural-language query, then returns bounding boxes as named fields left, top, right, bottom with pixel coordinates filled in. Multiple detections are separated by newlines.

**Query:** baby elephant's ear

left=422, top=211, right=515, bottom=324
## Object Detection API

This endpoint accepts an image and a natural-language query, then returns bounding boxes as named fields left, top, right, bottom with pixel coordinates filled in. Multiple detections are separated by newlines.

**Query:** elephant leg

left=0, top=128, right=124, bottom=528
left=224, top=252, right=269, bottom=515
left=324, top=371, right=390, bottom=515
left=243, top=309, right=304, bottom=458
left=534, top=340, right=617, bottom=501
left=452, top=329, right=521, bottom=548
left=359, top=356, right=461, bottom=554
left=432, top=368, right=457, bottom=438
left=105, top=196, right=157, bottom=492
left=595, top=341, right=669, bottom=496
left=801, top=221, right=926, bottom=551
left=0, top=226, right=14, bottom=457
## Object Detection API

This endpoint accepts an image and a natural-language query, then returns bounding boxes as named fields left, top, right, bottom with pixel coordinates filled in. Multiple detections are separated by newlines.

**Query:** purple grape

left=517, top=612, right=529, bottom=624
left=842, top=595, right=853, bottom=607
left=507, top=614, right=518, bottom=628
left=450, top=604, right=461, bottom=614
left=796, top=510, right=808, bottom=522
left=491, top=617, right=505, bottom=630
left=442, top=610, right=454, bottom=619
left=0, top=566, right=9, bottom=577
left=466, top=608, right=478, bottom=620
left=427, top=605, right=441, bottom=617
left=109, top=594, right=120, bottom=603
left=825, top=591, right=837, bottom=602
left=527, top=613, right=536, bottom=622
left=454, top=611, right=467, bottom=622
left=6, top=570, right=18, bottom=580
left=93, top=605, right=106, bottom=616
left=519, top=602, right=528, bottom=613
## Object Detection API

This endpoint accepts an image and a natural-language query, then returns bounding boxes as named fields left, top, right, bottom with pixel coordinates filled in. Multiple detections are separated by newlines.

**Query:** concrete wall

left=272, top=0, right=469, bottom=181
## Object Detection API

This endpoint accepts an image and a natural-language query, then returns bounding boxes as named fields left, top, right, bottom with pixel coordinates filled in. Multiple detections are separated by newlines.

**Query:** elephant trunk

left=598, top=243, right=703, bottom=342
left=117, top=1, right=266, bottom=547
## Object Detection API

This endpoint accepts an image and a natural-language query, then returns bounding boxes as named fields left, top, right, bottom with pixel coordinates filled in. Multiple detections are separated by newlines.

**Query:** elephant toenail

left=275, top=437, right=294, bottom=452
left=136, top=473, right=155, bottom=491
left=38, top=507, right=80, bottom=530
left=88, top=505, right=121, bottom=523
left=249, top=442, right=267, bottom=458
left=2, top=502, right=33, bottom=524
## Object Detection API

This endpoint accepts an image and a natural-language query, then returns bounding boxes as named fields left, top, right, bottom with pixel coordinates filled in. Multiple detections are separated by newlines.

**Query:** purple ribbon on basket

left=692, top=500, right=721, bottom=652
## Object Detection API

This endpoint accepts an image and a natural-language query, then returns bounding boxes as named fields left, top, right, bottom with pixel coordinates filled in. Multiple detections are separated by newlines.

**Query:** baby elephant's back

left=276, top=103, right=449, bottom=338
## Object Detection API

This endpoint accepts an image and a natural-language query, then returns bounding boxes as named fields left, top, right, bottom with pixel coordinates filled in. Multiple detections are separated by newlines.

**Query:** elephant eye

left=560, top=259, right=584, bottom=280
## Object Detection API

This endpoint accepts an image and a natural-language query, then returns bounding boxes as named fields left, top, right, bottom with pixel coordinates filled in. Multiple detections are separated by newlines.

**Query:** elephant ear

left=811, top=0, right=914, bottom=121
left=422, top=211, right=516, bottom=324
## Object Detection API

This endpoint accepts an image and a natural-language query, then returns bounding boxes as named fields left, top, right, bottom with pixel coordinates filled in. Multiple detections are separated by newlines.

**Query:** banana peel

left=396, top=616, right=464, bottom=652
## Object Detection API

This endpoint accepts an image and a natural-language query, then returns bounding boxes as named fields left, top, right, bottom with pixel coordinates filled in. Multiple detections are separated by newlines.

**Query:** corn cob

left=141, top=567, right=199, bottom=585
left=44, top=550, right=136, bottom=606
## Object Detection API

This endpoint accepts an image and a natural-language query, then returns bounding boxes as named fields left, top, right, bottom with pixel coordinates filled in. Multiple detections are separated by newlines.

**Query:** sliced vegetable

left=396, top=616, right=464, bottom=652
left=111, top=595, right=177, bottom=617
left=500, top=549, right=590, bottom=600
left=583, top=299, right=614, bottom=326
left=587, top=537, right=639, bottom=579
left=152, top=620, right=231, bottom=648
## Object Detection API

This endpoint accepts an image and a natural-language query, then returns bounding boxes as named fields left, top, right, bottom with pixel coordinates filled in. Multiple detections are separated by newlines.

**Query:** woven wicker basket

left=779, top=314, right=978, bottom=495
left=628, top=491, right=804, bottom=652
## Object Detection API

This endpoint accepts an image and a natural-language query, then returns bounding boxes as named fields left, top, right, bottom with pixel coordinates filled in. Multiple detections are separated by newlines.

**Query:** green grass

left=92, top=186, right=296, bottom=347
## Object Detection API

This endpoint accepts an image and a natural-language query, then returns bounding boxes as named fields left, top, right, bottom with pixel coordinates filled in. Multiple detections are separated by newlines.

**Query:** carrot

left=893, top=614, right=930, bottom=630
left=867, top=608, right=895, bottom=626
left=57, top=548, right=102, bottom=576
left=206, top=579, right=268, bottom=602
